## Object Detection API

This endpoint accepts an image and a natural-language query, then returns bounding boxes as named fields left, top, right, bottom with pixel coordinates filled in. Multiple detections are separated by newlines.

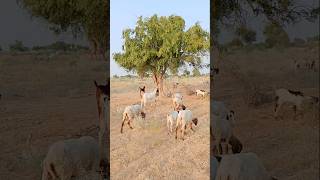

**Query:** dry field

left=110, top=76, right=210, bottom=180
left=213, top=45, right=319, bottom=179
left=0, top=52, right=106, bottom=179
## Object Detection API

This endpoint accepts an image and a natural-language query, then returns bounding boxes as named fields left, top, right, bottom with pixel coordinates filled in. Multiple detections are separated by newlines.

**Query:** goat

left=175, top=110, right=198, bottom=140
left=196, top=89, right=208, bottom=97
left=139, top=86, right=145, bottom=98
left=274, top=88, right=319, bottom=119
left=214, top=153, right=278, bottom=180
left=121, top=104, right=146, bottom=133
left=41, top=136, right=100, bottom=180
left=212, top=101, right=236, bottom=127
left=141, top=88, right=159, bottom=110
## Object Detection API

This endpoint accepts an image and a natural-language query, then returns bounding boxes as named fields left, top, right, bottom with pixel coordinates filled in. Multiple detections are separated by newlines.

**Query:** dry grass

left=0, top=52, right=106, bottom=179
left=110, top=76, right=210, bottom=180
left=213, top=45, right=319, bottom=180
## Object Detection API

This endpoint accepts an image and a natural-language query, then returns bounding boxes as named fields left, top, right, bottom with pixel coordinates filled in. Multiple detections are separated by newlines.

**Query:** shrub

left=9, top=40, right=29, bottom=52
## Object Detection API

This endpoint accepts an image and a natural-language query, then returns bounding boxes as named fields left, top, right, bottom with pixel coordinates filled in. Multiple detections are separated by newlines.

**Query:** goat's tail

left=94, top=80, right=98, bottom=87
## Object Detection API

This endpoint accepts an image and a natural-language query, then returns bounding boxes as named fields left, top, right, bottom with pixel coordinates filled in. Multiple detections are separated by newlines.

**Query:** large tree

left=113, top=15, right=209, bottom=96
left=18, top=0, right=109, bottom=61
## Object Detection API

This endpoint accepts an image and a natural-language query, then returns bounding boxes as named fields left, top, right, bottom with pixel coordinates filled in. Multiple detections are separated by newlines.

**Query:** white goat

left=212, top=100, right=235, bottom=127
left=215, top=153, right=277, bottom=180
left=172, top=98, right=183, bottom=111
left=121, top=104, right=146, bottom=133
left=211, top=114, right=233, bottom=155
left=141, top=88, right=159, bottom=110
left=166, top=111, right=179, bottom=134
left=41, top=136, right=99, bottom=180
left=274, top=88, right=319, bottom=119
left=175, top=110, right=198, bottom=140
left=196, top=89, right=208, bottom=97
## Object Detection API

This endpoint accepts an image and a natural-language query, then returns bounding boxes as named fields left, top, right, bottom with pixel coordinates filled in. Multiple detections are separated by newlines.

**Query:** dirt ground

left=110, top=76, right=210, bottom=180
left=0, top=52, right=106, bottom=179
left=213, top=45, right=319, bottom=180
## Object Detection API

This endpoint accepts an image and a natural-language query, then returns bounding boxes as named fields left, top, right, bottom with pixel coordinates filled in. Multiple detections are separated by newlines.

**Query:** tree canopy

left=18, top=0, right=109, bottom=60
left=113, top=15, right=209, bottom=95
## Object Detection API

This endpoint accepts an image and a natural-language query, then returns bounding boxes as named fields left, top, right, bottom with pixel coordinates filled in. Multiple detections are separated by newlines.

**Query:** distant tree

left=292, top=38, right=306, bottom=46
left=113, top=15, right=209, bottom=96
left=9, top=40, right=29, bottom=52
left=192, top=68, right=201, bottom=77
left=18, top=0, right=108, bottom=61
left=227, top=38, right=244, bottom=48
left=113, top=74, right=119, bottom=78
left=235, top=26, right=256, bottom=45
left=263, top=22, right=290, bottom=48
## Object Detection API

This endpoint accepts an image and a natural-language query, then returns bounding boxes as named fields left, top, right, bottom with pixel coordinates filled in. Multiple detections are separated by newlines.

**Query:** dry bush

left=243, top=83, right=274, bottom=107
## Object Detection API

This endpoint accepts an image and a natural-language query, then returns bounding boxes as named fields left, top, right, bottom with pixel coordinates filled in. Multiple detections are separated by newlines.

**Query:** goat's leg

left=128, top=119, right=134, bottom=129
left=190, top=123, right=195, bottom=132
left=181, top=127, right=185, bottom=141
left=175, top=126, right=179, bottom=139
left=120, top=120, right=126, bottom=133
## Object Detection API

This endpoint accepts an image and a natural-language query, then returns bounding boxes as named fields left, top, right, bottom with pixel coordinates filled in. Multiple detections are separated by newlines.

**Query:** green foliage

left=192, top=68, right=201, bottom=77
left=18, top=0, right=108, bottom=60
left=113, top=74, right=119, bottom=78
left=9, top=40, right=29, bottom=52
left=235, top=26, right=256, bottom=45
left=113, top=15, right=209, bottom=81
left=263, top=22, right=290, bottom=48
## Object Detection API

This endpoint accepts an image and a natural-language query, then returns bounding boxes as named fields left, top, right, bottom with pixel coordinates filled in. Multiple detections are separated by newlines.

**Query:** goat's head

left=192, top=118, right=198, bottom=126
left=226, top=110, right=236, bottom=126
left=140, top=111, right=146, bottom=119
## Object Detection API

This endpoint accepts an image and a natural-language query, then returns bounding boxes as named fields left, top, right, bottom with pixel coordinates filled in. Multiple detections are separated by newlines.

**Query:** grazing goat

left=41, top=136, right=100, bottom=180
left=274, top=88, right=319, bottom=119
left=172, top=93, right=183, bottom=110
left=196, top=89, right=208, bottom=97
left=141, top=88, right=159, bottom=110
left=139, top=86, right=145, bottom=98
left=212, top=101, right=236, bottom=127
left=211, top=114, right=233, bottom=155
left=175, top=110, right=198, bottom=140
left=121, top=104, right=146, bottom=133
left=167, top=111, right=179, bottom=134
left=214, top=153, right=277, bottom=180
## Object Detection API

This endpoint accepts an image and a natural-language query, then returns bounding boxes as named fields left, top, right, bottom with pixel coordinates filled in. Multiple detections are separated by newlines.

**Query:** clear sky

left=110, top=0, right=210, bottom=76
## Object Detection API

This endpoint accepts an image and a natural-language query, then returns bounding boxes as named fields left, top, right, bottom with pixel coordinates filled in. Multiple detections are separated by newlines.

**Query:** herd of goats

left=15, top=60, right=317, bottom=179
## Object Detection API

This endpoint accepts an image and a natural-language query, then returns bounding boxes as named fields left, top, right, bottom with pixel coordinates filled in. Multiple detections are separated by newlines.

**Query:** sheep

left=175, top=110, right=198, bottom=140
left=212, top=100, right=236, bottom=127
left=274, top=88, right=319, bottom=119
left=121, top=104, right=146, bottom=133
left=172, top=96, right=183, bottom=111
left=141, top=88, right=159, bottom=110
left=211, top=114, right=233, bottom=155
left=166, top=111, right=179, bottom=134
left=214, top=153, right=277, bottom=180
left=41, top=136, right=100, bottom=180
left=195, top=89, right=208, bottom=97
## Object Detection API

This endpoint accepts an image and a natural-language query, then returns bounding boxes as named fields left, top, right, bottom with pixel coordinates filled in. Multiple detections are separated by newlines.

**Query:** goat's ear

left=226, top=115, right=229, bottom=120
left=214, top=156, right=222, bottom=162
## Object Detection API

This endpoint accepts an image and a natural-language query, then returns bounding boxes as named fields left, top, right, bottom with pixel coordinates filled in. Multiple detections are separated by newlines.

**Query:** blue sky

left=110, top=0, right=210, bottom=76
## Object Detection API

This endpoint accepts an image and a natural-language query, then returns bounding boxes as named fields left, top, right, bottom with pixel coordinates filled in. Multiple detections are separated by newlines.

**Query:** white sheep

left=175, top=110, right=198, bottom=140
left=166, top=111, right=179, bottom=134
left=195, top=89, right=208, bottom=97
left=215, top=153, right=277, bottom=180
left=212, top=100, right=235, bottom=127
left=274, top=88, right=319, bottom=119
left=211, top=114, right=233, bottom=155
left=141, top=88, right=159, bottom=110
left=121, top=104, right=146, bottom=133
left=41, top=136, right=99, bottom=180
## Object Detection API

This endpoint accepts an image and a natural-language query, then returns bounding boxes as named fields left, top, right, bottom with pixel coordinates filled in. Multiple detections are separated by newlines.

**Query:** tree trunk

left=152, top=73, right=165, bottom=97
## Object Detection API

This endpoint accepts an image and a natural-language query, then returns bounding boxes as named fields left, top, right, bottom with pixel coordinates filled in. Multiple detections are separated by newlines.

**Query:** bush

left=292, top=38, right=306, bottom=46
left=227, top=38, right=244, bottom=48
left=9, top=40, right=29, bottom=52
left=263, top=22, right=290, bottom=48
left=192, top=68, right=201, bottom=77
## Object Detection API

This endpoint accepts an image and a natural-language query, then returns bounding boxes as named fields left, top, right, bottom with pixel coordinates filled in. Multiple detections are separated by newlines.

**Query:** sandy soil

left=213, top=45, right=319, bottom=180
left=110, top=76, right=210, bottom=180
left=0, top=52, right=106, bottom=179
